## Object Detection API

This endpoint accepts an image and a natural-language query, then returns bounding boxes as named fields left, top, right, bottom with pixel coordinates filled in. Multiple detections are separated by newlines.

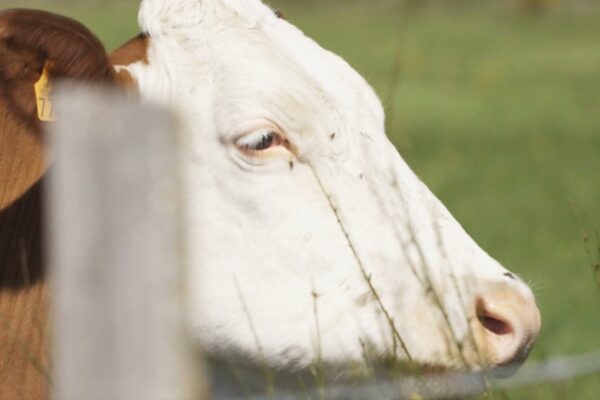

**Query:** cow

left=0, top=0, right=541, bottom=397
left=0, top=9, right=146, bottom=398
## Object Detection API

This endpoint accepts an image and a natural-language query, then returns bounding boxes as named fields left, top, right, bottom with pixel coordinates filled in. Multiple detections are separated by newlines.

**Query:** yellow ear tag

left=34, top=67, right=55, bottom=122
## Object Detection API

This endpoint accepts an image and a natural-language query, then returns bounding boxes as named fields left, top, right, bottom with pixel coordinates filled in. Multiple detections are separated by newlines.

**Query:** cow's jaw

left=121, top=0, right=541, bottom=375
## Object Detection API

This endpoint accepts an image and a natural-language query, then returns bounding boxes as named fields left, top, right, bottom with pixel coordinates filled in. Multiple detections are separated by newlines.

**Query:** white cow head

left=122, top=0, right=540, bottom=376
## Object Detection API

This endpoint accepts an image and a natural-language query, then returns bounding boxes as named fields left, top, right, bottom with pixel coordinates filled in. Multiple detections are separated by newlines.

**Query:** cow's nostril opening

left=473, top=290, right=540, bottom=371
left=476, top=298, right=513, bottom=336
left=479, top=315, right=512, bottom=336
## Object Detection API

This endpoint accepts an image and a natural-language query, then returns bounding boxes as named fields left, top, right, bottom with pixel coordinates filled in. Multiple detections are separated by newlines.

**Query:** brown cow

left=0, top=9, right=147, bottom=399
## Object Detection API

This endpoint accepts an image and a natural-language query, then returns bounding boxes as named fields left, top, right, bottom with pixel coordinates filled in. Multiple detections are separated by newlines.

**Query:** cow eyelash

left=236, top=129, right=284, bottom=152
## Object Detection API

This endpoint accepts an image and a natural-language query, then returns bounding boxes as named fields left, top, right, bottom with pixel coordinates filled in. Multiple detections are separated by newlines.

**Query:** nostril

left=472, top=287, right=541, bottom=371
left=476, top=298, right=513, bottom=336
left=478, top=312, right=513, bottom=336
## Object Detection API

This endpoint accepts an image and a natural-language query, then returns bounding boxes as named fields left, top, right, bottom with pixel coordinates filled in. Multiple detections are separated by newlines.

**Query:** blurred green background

left=3, top=0, right=599, bottom=398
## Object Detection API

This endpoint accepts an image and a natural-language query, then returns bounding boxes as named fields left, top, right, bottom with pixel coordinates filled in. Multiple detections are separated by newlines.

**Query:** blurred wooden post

left=47, top=86, right=205, bottom=400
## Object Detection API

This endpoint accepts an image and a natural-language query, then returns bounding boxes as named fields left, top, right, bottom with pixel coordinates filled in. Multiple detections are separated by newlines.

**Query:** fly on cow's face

left=503, top=272, right=516, bottom=280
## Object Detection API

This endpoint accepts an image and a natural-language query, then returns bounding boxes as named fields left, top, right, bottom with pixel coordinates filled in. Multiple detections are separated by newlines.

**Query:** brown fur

left=0, top=9, right=148, bottom=399
left=110, top=33, right=150, bottom=89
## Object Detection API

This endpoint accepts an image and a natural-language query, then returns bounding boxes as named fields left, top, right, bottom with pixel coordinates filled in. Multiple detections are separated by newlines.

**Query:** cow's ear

left=0, top=9, right=119, bottom=208
left=0, top=29, right=43, bottom=85
left=0, top=9, right=117, bottom=122
left=0, top=9, right=116, bottom=83
left=109, top=33, right=150, bottom=90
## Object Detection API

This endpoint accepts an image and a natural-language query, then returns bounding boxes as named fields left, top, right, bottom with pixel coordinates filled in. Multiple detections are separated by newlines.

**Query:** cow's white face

left=123, top=0, right=540, bottom=374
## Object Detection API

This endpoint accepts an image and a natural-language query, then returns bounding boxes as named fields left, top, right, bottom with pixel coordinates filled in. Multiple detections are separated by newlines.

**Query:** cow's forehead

left=207, top=14, right=386, bottom=140
left=139, top=0, right=274, bottom=37
left=139, top=0, right=384, bottom=134
left=266, top=19, right=385, bottom=131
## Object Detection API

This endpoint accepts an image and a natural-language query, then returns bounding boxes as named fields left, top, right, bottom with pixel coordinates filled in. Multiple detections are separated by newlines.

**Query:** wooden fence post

left=47, top=86, right=205, bottom=400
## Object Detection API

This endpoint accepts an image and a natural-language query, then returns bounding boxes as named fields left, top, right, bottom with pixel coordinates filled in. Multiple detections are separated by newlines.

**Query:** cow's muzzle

left=471, top=280, right=541, bottom=376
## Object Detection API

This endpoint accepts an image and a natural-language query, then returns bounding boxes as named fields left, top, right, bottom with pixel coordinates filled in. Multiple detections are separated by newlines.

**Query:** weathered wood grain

left=48, top=86, right=205, bottom=400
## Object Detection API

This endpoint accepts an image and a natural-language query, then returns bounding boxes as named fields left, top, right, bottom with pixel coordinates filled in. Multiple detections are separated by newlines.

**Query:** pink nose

left=472, top=281, right=541, bottom=374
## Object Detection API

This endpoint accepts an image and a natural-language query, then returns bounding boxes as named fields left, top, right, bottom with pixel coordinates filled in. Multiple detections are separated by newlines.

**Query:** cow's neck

left=0, top=32, right=149, bottom=399
left=0, top=183, right=49, bottom=399
left=0, top=116, right=49, bottom=399
left=0, top=63, right=49, bottom=395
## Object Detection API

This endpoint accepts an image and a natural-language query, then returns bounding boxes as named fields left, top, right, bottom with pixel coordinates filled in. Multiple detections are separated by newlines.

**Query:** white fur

left=118, top=0, right=538, bottom=370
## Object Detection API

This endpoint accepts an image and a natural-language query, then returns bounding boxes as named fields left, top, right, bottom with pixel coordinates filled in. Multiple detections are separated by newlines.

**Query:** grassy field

left=5, top=0, right=600, bottom=398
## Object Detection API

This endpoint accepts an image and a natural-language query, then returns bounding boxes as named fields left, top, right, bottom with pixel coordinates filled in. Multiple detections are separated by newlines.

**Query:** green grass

left=5, top=0, right=600, bottom=398
left=277, top=3, right=600, bottom=398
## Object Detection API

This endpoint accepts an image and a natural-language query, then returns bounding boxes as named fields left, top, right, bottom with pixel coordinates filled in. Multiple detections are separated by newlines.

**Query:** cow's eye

left=236, top=128, right=285, bottom=153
